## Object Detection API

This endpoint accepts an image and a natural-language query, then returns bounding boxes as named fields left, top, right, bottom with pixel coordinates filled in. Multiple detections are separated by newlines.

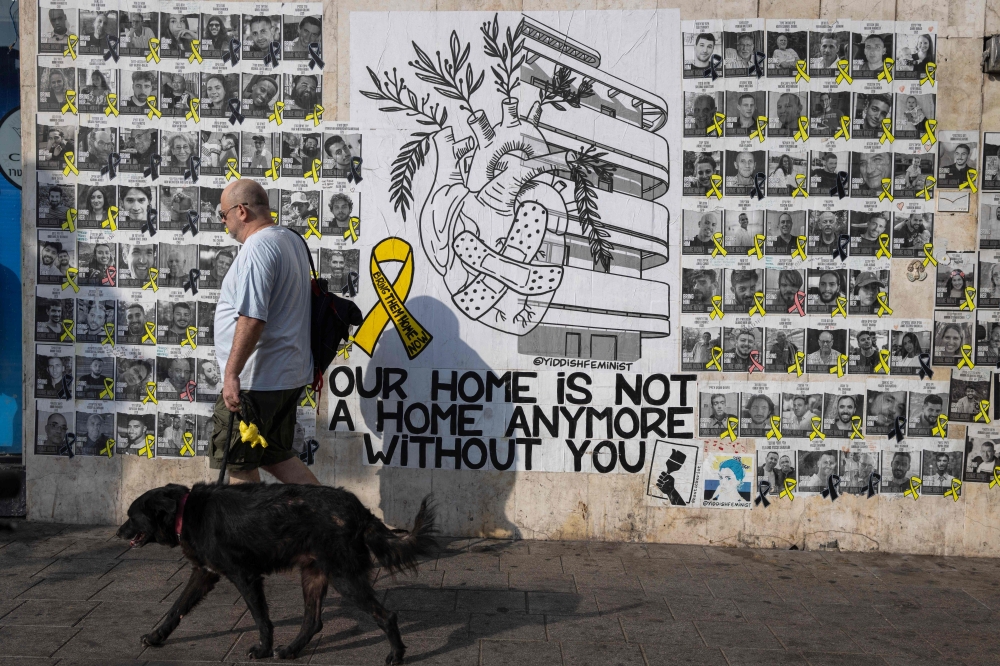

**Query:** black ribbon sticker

left=299, top=439, right=319, bottom=465
left=59, top=432, right=76, bottom=458
left=143, top=206, right=158, bottom=237
left=831, top=234, right=849, bottom=261
left=821, top=474, right=841, bottom=501
left=703, top=53, right=723, bottom=81
left=348, top=156, right=363, bottom=184
left=228, top=97, right=245, bottom=125
left=749, top=50, right=766, bottom=78
left=866, top=472, right=881, bottom=499
left=183, top=268, right=200, bottom=295
left=888, top=415, right=906, bottom=443
left=182, top=210, right=199, bottom=237
left=223, top=37, right=241, bottom=66
left=308, top=42, right=325, bottom=69
left=101, top=152, right=121, bottom=180
left=184, top=156, right=201, bottom=183
left=143, top=153, right=161, bottom=181
left=58, top=373, right=74, bottom=400
left=830, top=171, right=848, bottom=199
left=104, top=35, right=119, bottom=62
left=342, top=271, right=359, bottom=297
left=264, top=40, right=281, bottom=67
left=918, top=352, right=934, bottom=379
left=750, top=172, right=765, bottom=201
left=754, top=480, right=771, bottom=507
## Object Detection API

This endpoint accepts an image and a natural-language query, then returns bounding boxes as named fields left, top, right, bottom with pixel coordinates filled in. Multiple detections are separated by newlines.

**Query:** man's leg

left=228, top=468, right=262, bottom=484
left=262, top=456, right=319, bottom=485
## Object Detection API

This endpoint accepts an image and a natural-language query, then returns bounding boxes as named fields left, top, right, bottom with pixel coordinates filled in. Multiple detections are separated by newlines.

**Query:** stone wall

left=18, top=0, right=1000, bottom=556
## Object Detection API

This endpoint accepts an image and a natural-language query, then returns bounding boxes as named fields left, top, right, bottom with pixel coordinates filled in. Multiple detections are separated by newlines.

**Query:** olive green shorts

left=209, top=387, right=304, bottom=471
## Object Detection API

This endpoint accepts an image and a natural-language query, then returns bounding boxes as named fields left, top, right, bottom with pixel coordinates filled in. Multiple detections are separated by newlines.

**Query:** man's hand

left=655, top=472, right=675, bottom=495
left=223, top=374, right=241, bottom=412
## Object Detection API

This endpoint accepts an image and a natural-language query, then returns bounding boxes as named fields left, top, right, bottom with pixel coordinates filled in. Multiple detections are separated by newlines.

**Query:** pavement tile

left=527, top=541, right=590, bottom=558
left=223, top=627, right=317, bottom=663
left=0, top=578, right=41, bottom=600
left=721, top=648, right=809, bottom=665
left=383, top=588, right=457, bottom=612
left=768, top=625, right=862, bottom=653
left=593, top=590, right=668, bottom=617
left=805, top=603, right=891, bottom=631
left=704, top=578, right=783, bottom=602
left=467, top=539, right=530, bottom=555
left=455, top=590, right=526, bottom=613
left=685, top=562, right=755, bottom=579
left=395, top=611, right=470, bottom=639
left=0, top=659, right=58, bottom=666
left=0, top=558, right=57, bottom=578
left=373, top=568, right=444, bottom=590
left=544, top=614, right=625, bottom=643
left=559, top=640, right=645, bottom=666
left=694, top=621, right=784, bottom=650
left=434, top=552, right=501, bottom=572
left=559, top=555, right=625, bottom=574
left=0, top=600, right=22, bottom=621
left=640, top=645, right=729, bottom=665
left=643, top=544, right=708, bottom=560
left=526, top=592, right=597, bottom=615
left=49, top=624, right=146, bottom=661
left=441, top=570, right=510, bottom=590
left=585, top=543, right=648, bottom=559
left=0, top=539, right=75, bottom=559
left=501, top=554, right=564, bottom=575
left=51, top=541, right=131, bottom=559
left=181, top=602, right=249, bottom=632
left=669, top=595, right=745, bottom=623
left=0, top=599, right=97, bottom=626
left=16, top=575, right=112, bottom=601
left=618, top=617, right=705, bottom=646
left=770, top=582, right=851, bottom=605
left=572, top=572, right=643, bottom=592
left=622, top=557, right=692, bottom=577
left=312, top=635, right=479, bottom=665
left=508, top=573, right=576, bottom=593
left=137, top=628, right=242, bottom=662
left=876, top=605, right=963, bottom=632
left=469, top=612, right=546, bottom=640
left=735, top=600, right=816, bottom=626
left=0, top=625, right=80, bottom=657
left=76, top=601, right=170, bottom=630
left=92, top=580, right=184, bottom=604
left=31, top=557, right=119, bottom=577
left=637, top=576, right=711, bottom=597
left=802, top=653, right=886, bottom=666
left=480, top=638, right=563, bottom=666
left=849, top=629, right=938, bottom=656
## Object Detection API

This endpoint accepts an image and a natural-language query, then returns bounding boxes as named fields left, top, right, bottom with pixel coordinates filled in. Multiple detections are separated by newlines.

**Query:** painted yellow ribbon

left=139, top=433, right=154, bottom=458
left=62, top=151, right=79, bottom=176
left=745, top=291, right=765, bottom=317
left=146, top=37, right=160, bottom=63
left=791, top=236, right=807, bottom=261
left=874, top=349, right=891, bottom=374
left=185, top=98, right=200, bottom=123
left=706, top=173, right=723, bottom=199
left=959, top=169, right=979, bottom=193
left=145, top=95, right=161, bottom=120
left=104, top=93, right=119, bottom=117
left=187, top=39, right=202, bottom=64
left=62, top=207, right=77, bottom=232
left=62, top=267, right=79, bottom=293
left=100, top=438, right=114, bottom=458
left=809, top=415, right=826, bottom=441
left=99, top=377, right=114, bottom=400
left=921, top=119, right=937, bottom=145
left=879, top=117, right=895, bottom=144
left=711, top=232, right=727, bottom=257
left=832, top=295, right=848, bottom=318
left=766, top=415, right=782, bottom=441
left=142, top=380, right=157, bottom=405
left=975, top=400, right=992, bottom=424
left=59, top=319, right=75, bottom=342
left=779, top=478, right=796, bottom=501
left=834, top=115, right=850, bottom=141
left=916, top=176, right=935, bottom=201
left=721, top=416, right=739, bottom=442
left=102, top=322, right=114, bottom=347
left=877, top=57, right=894, bottom=83
left=344, top=216, right=360, bottom=243
left=747, top=234, right=765, bottom=260
left=179, top=431, right=195, bottom=456
left=829, top=353, right=848, bottom=378
left=181, top=325, right=198, bottom=349
left=749, top=116, right=767, bottom=143
left=921, top=62, right=936, bottom=86
left=305, top=104, right=324, bottom=126
left=707, top=112, right=725, bottom=137
left=304, top=216, right=322, bottom=240
left=61, top=90, right=78, bottom=115
left=705, top=346, right=723, bottom=371
left=944, top=478, right=962, bottom=502
left=352, top=238, right=433, bottom=360
left=101, top=206, right=119, bottom=231
left=303, top=158, right=321, bottom=183
left=794, top=115, right=809, bottom=142
left=225, top=157, right=241, bottom=181
left=878, top=178, right=893, bottom=202
left=958, top=344, right=975, bottom=369
left=923, top=243, right=937, bottom=267
left=142, top=267, right=159, bottom=292
left=709, top=295, right=724, bottom=320
left=876, top=292, right=893, bottom=317
left=850, top=416, right=865, bottom=440
left=299, top=386, right=317, bottom=409
left=63, top=33, right=78, bottom=59
left=791, top=173, right=809, bottom=198
left=787, top=350, right=804, bottom=377
left=240, top=421, right=268, bottom=448
left=141, top=320, right=157, bottom=344
left=960, top=286, right=977, bottom=312
left=268, top=100, right=284, bottom=125
left=835, top=59, right=853, bottom=85
left=904, top=477, right=922, bottom=500
left=794, top=59, right=810, bottom=83
left=264, top=157, right=281, bottom=180
left=932, top=415, right=949, bottom=439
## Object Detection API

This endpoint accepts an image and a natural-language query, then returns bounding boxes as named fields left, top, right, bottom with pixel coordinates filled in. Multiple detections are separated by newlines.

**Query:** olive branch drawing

left=569, top=146, right=616, bottom=273
left=481, top=14, right=524, bottom=99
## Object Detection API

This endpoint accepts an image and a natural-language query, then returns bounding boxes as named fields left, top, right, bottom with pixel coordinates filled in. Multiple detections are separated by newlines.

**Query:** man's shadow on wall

left=361, top=296, right=521, bottom=541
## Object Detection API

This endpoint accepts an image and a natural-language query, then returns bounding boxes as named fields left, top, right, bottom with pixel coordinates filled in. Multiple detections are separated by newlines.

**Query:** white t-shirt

left=214, top=225, right=313, bottom=391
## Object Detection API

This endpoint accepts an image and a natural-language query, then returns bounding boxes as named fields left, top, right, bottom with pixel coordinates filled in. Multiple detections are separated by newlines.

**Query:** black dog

left=117, top=483, right=437, bottom=662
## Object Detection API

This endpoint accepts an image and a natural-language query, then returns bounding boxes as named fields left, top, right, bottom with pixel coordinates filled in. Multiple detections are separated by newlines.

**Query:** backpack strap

left=287, top=226, right=320, bottom=281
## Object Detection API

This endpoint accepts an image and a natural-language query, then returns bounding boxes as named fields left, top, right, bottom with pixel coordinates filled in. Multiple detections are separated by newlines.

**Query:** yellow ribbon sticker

left=102, top=322, right=115, bottom=347
left=268, top=100, right=285, bottom=125
left=959, top=169, right=979, bottom=193
left=958, top=344, right=976, bottom=369
left=975, top=400, right=992, bottom=424
left=179, top=431, right=195, bottom=456
left=850, top=416, right=865, bottom=440
left=336, top=336, right=353, bottom=360
left=791, top=236, right=808, bottom=261
left=344, top=216, right=360, bottom=243
left=879, top=117, right=895, bottom=144
left=706, top=173, right=723, bottom=200
left=101, top=206, right=119, bottom=231
left=141, top=320, right=157, bottom=344
left=832, top=295, right=848, bottom=318
left=749, top=115, right=767, bottom=143
left=711, top=232, right=727, bottom=258
left=916, top=176, right=936, bottom=201
left=225, top=157, right=241, bottom=181
left=791, top=173, right=809, bottom=198
left=100, top=438, right=114, bottom=458
left=62, top=267, right=79, bottom=293
left=63, top=151, right=79, bottom=176
left=876, top=292, right=893, bottom=317
left=875, top=233, right=892, bottom=259
left=99, top=377, right=114, bottom=400
left=748, top=292, right=766, bottom=317
left=61, top=90, right=78, bottom=115
left=766, top=415, right=782, bottom=441
left=878, top=178, right=893, bottom=202
left=787, top=350, right=804, bottom=377
left=793, top=116, right=809, bottom=142
left=833, top=115, right=850, bottom=142
left=146, top=37, right=160, bottom=63
left=187, top=39, right=203, bottom=64
left=142, top=381, right=157, bottom=405
left=944, top=478, right=962, bottom=502
left=931, top=414, right=949, bottom=439
left=923, top=243, right=937, bottom=267
left=304, top=216, right=322, bottom=240
left=707, top=112, right=725, bottom=137
left=794, top=59, right=810, bottom=83
left=265, top=157, right=281, bottom=180
left=874, top=349, right=891, bottom=374
left=921, top=62, right=936, bottom=86
left=904, top=477, right=922, bottom=500
left=993, top=468, right=1000, bottom=489
left=104, top=93, right=119, bottom=117
left=139, top=433, right=155, bottom=458
left=300, top=386, right=317, bottom=409
left=779, top=478, right=796, bottom=501
left=835, top=59, right=853, bottom=85
left=829, top=353, right=848, bottom=378
left=181, top=325, right=198, bottom=349
left=145, top=95, right=161, bottom=120
left=303, top=158, right=321, bottom=183
left=705, top=346, right=723, bottom=371
left=877, top=57, right=894, bottom=83
left=709, top=295, right=724, bottom=320
left=721, top=416, right=739, bottom=442
left=62, top=207, right=77, bottom=232
left=59, top=319, right=75, bottom=342
left=921, top=119, right=937, bottom=145
left=305, top=104, right=324, bottom=126
left=63, top=33, right=78, bottom=59
left=351, top=238, right=433, bottom=360
left=185, top=98, right=200, bottom=123
left=747, top=234, right=765, bottom=260
left=960, top=286, right=977, bottom=312
left=809, top=415, right=826, bottom=441
left=142, top=267, right=159, bottom=292
left=240, top=421, right=268, bottom=448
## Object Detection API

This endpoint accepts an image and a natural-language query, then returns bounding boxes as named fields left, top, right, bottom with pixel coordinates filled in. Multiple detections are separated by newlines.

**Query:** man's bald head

left=221, top=179, right=273, bottom=242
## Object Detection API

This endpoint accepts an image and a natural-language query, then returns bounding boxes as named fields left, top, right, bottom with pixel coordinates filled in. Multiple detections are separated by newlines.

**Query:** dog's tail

left=364, top=495, right=438, bottom=575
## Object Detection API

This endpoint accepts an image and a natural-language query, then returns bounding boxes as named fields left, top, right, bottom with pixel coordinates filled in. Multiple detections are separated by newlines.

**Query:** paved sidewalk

left=0, top=520, right=998, bottom=665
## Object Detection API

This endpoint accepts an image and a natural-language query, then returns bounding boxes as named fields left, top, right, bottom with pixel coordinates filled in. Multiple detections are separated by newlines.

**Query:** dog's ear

left=146, top=491, right=181, bottom=545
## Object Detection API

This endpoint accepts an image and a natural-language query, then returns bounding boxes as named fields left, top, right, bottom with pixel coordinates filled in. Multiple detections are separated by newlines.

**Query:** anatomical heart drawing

left=351, top=10, right=680, bottom=364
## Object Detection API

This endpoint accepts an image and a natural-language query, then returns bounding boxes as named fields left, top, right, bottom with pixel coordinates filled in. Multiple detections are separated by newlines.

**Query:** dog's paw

left=275, top=645, right=300, bottom=660
left=247, top=644, right=274, bottom=660
left=385, top=649, right=405, bottom=665
left=141, top=632, right=164, bottom=648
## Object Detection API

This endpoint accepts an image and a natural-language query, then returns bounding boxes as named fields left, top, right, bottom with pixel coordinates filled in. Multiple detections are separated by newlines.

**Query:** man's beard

left=292, top=89, right=316, bottom=109
left=820, top=292, right=838, bottom=303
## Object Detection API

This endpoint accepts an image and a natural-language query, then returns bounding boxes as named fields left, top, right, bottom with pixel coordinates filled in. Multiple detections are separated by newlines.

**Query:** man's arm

left=222, top=315, right=266, bottom=412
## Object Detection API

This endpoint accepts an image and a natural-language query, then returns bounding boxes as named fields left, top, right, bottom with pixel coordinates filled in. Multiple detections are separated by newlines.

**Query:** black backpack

left=290, top=229, right=363, bottom=390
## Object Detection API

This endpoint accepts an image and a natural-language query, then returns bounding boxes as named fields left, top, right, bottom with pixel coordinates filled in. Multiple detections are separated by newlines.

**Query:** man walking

left=211, top=179, right=318, bottom=485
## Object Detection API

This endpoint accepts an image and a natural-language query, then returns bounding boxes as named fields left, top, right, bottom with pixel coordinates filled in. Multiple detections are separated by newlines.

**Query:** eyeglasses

left=220, top=201, right=248, bottom=222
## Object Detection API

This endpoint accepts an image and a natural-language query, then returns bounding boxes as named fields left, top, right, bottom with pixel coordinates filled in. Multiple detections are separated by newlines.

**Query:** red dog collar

left=175, top=493, right=189, bottom=537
